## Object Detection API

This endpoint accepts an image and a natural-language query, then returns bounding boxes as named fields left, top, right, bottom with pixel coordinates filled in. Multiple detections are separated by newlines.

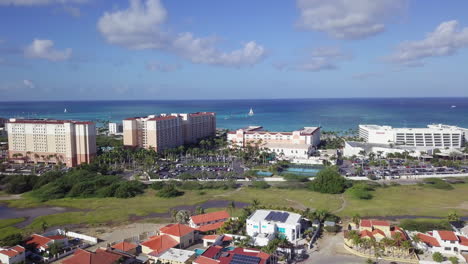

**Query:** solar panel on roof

left=264, top=211, right=289, bottom=223
left=230, top=254, right=261, bottom=264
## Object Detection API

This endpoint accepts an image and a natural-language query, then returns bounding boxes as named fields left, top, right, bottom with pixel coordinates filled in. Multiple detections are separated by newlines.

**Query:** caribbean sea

left=1, top=98, right=467, bottom=131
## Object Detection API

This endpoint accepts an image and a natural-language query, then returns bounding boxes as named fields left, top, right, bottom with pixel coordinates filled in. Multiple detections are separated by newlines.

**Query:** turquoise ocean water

left=1, top=98, right=467, bottom=131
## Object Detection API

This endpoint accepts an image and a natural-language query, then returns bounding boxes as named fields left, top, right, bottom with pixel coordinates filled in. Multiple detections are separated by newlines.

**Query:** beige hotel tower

left=7, top=119, right=97, bottom=167
left=123, top=112, right=216, bottom=152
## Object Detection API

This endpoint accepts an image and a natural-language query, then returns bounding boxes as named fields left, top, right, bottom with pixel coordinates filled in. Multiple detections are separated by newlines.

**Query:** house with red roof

left=24, top=234, right=68, bottom=253
left=61, top=248, right=124, bottom=264
left=349, top=219, right=407, bottom=243
left=0, top=245, right=25, bottom=264
left=415, top=230, right=468, bottom=261
left=140, top=234, right=179, bottom=256
left=111, top=241, right=138, bottom=255
left=193, top=246, right=274, bottom=264
left=159, top=223, right=196, bottom=248
left=189, top=211, right=230, bottom=233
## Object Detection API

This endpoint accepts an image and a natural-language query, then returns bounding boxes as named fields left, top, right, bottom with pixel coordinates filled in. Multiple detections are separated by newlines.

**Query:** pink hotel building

left=123, top=112, right=216, bottom=152
left=7, top=119, right=97, bottom=167
left=227, top=126, right=321, bottom=159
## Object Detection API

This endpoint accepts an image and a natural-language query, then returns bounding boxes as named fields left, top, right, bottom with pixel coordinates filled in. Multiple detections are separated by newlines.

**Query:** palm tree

left=251, top=199, right=260, bottom=209
left=352, top=213, right=361, bottom=227
left=447, top=211, right=461, bottom=222
left=227, top=201, right=236, bottom=215
left=41, top=221, right=49, bottom=233
left=314, top=209, right=329, bottom=222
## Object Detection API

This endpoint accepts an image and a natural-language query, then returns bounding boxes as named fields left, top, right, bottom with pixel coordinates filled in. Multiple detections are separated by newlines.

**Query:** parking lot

left=341, top=158, right=468, bottom=180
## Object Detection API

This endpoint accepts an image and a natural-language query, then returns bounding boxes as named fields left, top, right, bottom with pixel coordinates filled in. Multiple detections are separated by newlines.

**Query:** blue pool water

left=256, top=171, right=273, bottom=177
left=194, top=249, right=206, bottom=256
left=282, top=167, right=321, bottom=176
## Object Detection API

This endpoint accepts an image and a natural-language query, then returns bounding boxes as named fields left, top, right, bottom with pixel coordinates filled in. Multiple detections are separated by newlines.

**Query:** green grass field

left=2, top=183, right=468, bottom=238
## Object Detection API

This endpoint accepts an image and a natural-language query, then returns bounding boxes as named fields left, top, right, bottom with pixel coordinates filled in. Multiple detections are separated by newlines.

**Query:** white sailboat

left=64, top=108, right=68, bottom=113
left=248, top=107, right=254, bottom=116
left=451, top=105, right=456, bottom=108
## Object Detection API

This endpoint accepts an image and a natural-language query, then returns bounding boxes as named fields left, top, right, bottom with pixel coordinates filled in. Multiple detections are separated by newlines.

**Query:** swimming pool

left=194, top=249, right=206, bottom=256
left=256, top=171, right=273, bottom=177
left=282, top=167, right=322, bottom=176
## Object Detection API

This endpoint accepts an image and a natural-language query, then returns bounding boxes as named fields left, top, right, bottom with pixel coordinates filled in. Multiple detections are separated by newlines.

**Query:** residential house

left=417, top=230, right=468, bottom=261
left=189, top=211, right=230, bottom=233
left=155, top=248, right=196, bottom=264
left=111, top=241, right=138, bottom=255
left=201, top=235, right=233, bottom=247
left=159, top=223, right=196, bottom=248
left=350, top=219, right=408, bottom=242
left=61, top=248, right=124, bottom=264
left=0, top=245, right=25, bottom=264
left=193, top=246, right=274, bottom=264
left=24, top=234, right=68, bottom=254
left=246, top=210, right=302, bottom=246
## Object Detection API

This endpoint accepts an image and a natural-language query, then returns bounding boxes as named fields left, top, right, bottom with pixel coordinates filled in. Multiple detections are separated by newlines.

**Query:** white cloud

left=146, top=61, right=181, bottom=72
left=24, top=39, right=72, bottom=61
left=97, top=0, right=266, bottom=67
left=296, top=0, right=407, bottom=40
left=23, top=79, right=35, bottom=88
left=276, top=47, right=351, bottom=72
left=387, top=20, right=468, bottom=66
left=0, top=0, right=87, bottom=6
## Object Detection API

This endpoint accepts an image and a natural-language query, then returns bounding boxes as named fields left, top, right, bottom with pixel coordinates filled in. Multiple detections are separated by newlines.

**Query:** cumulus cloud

left=23, top=79, right=35, bottom=88
left=24, top=39, right=72, bottom=61
left=97, top=0, right=266, bottom=67
left=296, top=0, right=407, bottom=40
left=276, top=47, right=351, bottom=72
left=387, top=20, right=468, bottom=66
left=146, top=61, right=181, bottom=72
left=0, top=0, right=87, bottom=6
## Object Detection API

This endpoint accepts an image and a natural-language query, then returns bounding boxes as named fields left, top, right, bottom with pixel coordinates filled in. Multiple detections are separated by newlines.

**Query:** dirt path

left=214, top=187, right=243, bottom=197
left=332, top=194, right=347, bottom=214
left=0, top=194, right=22, bottom=201
left=285, top=198, right=307, bottom=210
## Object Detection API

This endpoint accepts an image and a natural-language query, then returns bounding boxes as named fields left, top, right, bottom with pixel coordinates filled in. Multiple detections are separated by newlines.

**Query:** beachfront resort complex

left=6, top=118, right=96, bottom=167
left=123, top=112, right=216, bottom=152
left=227, top=126, right=321, bottom=160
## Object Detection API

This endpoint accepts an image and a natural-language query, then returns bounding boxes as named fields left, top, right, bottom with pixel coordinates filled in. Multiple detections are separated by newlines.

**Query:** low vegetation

left=308, top=166, right=351, bottom=194
left=399, top=219, right=452, bottom=233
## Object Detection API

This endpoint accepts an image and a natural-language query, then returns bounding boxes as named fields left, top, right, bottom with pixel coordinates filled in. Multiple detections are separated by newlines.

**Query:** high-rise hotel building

left=123, top=112, right=216, bottom=152
left=7, top=119, right=97, bottom=167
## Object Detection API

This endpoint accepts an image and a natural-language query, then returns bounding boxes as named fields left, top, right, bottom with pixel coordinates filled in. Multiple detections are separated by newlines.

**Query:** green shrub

left=432, top=252, right=444, bottom=262
left=250, top=181, right=270, bottom=189
left=308, top=167, right=350, bottom=194
left=157, top=185, right=184, bottom=198
left=347, top=184, right=373, bottom=200
left=400, top=219, right=451, bottom=233
left=423, top=178, right=453, bottom=190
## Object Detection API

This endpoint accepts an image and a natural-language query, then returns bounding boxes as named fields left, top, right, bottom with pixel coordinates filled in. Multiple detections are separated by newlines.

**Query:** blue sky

left=1, top=0, right=468, bottom=101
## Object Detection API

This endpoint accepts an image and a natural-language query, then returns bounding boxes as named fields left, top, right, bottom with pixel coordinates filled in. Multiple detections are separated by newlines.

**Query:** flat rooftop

left=157, top=248, right=195, bottom=262
left=248, top=210, right=301, bottom=225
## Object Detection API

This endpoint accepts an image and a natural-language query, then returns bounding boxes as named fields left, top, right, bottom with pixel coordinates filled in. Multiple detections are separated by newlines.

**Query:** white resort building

left=227, top=126, right=321, bottom=160
left=416, top=230, right=468, bottom=262
left=246, top=210, right=302, bottom=246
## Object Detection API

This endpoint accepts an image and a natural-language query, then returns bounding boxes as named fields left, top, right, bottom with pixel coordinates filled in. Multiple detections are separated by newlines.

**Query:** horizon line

left=1, top=96, right=468, bottom=103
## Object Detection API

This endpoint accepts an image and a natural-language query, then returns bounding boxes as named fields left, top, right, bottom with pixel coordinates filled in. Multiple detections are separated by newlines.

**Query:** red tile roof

left=372, top=229, right=386, bottom=237
left=360, top=220, right=372, bottom=228
left=360, top=230, right=374, bottom=239
left=62, top=248, right=122, bottom=264
left=437, top=230, right=458, bottom=241
left=141, top=235, right=178, bottom=255
left=10, top=245, right=25, bottom=253
left=191, top=211, right=230, bottom=225
left=0, top=245, right=25, bottom=258
left=148, top=116, right=178, bottom=121
left=222, top=235, right=233, bottom=242
left=202, top=235, right=219, bottom=240
left=160, top=223, right=194, bottom=237
left=458, top=236, right=468, bottom=246
left=372, top=220, right=390, bottom=226
left=194, top=256, right=220, bottom=264
left=418, top=233, right=440, bottom=247
left=25, top=234, right=52, bottom=249
left=111, top=241, right=138, bottom=252
left=201, top=246, right=223, bottom=259
left=196, top=222, right=225, bottom=232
